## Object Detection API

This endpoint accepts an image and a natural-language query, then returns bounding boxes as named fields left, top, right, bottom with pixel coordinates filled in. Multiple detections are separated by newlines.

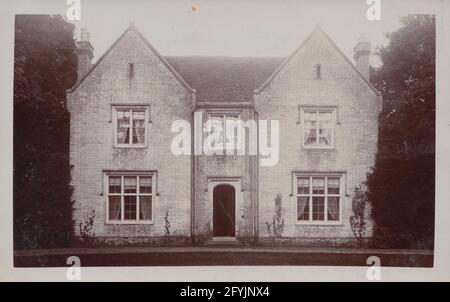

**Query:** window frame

left=112, top=105, right=150, bottom=148
left=293, top=173, right=343, bottom=225
left=105, top=172, right=156, bottom=224
left=206, top=111, right=242, bottom=154
left=300, top=107, right=336, bottom=150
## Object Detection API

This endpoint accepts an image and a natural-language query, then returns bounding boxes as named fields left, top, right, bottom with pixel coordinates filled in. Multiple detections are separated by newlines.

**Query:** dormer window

left=315, top=63, right=321, bottom=79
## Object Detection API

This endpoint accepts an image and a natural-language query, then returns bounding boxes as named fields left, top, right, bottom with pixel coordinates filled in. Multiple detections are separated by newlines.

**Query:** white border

left=1, top=0, right=449, bottom=282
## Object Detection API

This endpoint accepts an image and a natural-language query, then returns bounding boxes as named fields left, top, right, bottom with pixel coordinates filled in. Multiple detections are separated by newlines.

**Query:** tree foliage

left=14, top=15, right=77, bottom=249
left=368, top=15, right=435, bottom=249
left=350, top=186, right=368, bottom=247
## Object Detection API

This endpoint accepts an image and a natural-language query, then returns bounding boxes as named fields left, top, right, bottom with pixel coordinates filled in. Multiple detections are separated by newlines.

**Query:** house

left=66, top=23, right=382, bottom=246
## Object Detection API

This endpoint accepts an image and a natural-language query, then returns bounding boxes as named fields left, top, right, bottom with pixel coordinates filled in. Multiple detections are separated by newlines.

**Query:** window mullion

left=121, top=176, right=124, bottom=222
left=309, top=176, right=313, bottom=221
left=223, top=115, right=226, bottom=151
left=316, top=111, right=319, bottom=148
left=129, top=109, right=133, bottom=146
left=136, top=176, right=140, bottom=222
left=324, top=177, right=328, bottom=222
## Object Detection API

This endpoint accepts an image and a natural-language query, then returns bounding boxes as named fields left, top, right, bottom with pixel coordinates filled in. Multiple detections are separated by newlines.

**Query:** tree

left=14, top=15, right=77, bottom=249
left=368, top=15, right=435, bottom=249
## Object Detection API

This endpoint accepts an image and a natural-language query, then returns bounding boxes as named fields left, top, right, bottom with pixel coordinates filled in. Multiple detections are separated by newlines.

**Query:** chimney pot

left=353, top=35, right=371, bottom=80
left=80, top=28, right=90, bottom=42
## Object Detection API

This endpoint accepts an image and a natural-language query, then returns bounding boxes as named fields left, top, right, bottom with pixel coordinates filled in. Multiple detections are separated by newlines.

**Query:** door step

left=212, top=237, right=237, bottom=242
left=203, top=237, right=252, bottom=247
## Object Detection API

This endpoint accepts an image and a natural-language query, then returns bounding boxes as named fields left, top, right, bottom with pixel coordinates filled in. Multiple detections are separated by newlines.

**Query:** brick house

left=67, top=23, right=382, bottom=246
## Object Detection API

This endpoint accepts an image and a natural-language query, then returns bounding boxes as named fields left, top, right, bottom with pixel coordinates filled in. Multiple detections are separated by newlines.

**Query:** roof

left=69, top=24, right=379, bottom=100
left=165, top=56, right=284, bottom=102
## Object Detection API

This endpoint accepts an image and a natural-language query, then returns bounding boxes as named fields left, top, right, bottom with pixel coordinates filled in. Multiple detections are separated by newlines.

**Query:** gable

left=68, top=25, right=194, bottom=94
left=255, top=26, right=379, bottom=96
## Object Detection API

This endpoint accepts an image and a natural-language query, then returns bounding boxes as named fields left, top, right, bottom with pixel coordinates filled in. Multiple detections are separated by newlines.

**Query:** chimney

left=353, top=34, right=371, bottom=80
left=76, top=28, right=94, bottom=82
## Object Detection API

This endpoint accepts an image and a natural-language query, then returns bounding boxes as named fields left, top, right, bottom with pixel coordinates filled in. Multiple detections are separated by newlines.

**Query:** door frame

left=208, top=177, right=241, bottom=239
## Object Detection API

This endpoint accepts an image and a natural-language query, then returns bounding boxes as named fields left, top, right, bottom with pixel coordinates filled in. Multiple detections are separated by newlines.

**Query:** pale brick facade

left=67, top=24, right=381, bottom=246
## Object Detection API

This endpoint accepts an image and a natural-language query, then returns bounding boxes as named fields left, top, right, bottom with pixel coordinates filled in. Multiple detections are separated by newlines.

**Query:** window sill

left=114, top=145, right=148, bottom=149
left=106, top=221, right=154, bottom=225
left=302, top=146, right=335, bottom=150
left=295, top=221, right=342, bottom=226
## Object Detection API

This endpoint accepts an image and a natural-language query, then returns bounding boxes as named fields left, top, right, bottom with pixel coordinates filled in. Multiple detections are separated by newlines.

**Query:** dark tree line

left=368, top=15, right=435, bottom=249
left=14, top=15, right=77, bottom=249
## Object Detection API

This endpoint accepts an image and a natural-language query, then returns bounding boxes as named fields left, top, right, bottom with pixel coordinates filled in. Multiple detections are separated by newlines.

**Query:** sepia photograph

left=1, top=0, right=449, bottom=283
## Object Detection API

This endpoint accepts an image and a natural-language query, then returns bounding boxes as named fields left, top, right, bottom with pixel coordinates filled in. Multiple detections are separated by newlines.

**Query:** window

left=296, top=175, right=341, bottom=223
left=114, top=107, right=148, bottom=147
left=129, top=63, right=134, bottom=78
left=107, top=174, right=154, bottom=223
left=315, top=63, right=321, bottom=79
left=208, top=113, right=240, bottom=152
left=301, top=108, right=335, bottom=149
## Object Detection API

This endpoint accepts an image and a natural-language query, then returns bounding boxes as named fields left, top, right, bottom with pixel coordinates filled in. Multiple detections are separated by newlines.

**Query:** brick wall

left=67, top=28, right=192, bottom=240
left=254, top=28, right=380, bottom=241
left=67, top=26, right=381, bottom=245
left=193, top=108, right=257, bottom=242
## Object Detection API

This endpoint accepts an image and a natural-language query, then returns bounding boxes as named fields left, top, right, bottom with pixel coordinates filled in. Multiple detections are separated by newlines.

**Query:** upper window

left=208, top=113, right=240, bottom=152
left=296, top=175, right=341, bottom=223
left=107, top=174, right=154, bottom=223
left=114, top=106, right=149, bottom=147
left=301, top=108, right=335, bottom=149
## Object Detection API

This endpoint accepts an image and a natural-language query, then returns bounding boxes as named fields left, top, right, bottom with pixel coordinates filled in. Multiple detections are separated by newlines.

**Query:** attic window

left=315, top=64, right=321, bottom=79
left=129, top=63, right=134, bottom=78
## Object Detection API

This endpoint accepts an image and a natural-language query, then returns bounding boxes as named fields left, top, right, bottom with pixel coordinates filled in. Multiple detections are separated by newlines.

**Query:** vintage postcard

left=1, top=0, right=449, bottom=282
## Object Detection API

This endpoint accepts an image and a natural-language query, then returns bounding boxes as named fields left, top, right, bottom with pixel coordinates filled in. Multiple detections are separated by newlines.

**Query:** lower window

left=296, top=175, right=341, bottom=223
left=107, top=174, right=154, bottom=223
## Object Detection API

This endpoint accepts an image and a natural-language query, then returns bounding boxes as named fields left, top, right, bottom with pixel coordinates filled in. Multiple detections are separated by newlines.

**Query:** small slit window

left=129, top=63, right=134, bottom=78
left=315, top=63, right=321, bottom=79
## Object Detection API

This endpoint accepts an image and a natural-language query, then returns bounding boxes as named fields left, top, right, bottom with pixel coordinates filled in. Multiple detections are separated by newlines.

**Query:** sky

left=49, top=0, right=440, bottom=67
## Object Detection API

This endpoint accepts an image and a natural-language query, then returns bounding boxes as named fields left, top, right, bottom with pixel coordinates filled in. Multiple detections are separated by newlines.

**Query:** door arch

left=213, top=184, right=236, bottom=237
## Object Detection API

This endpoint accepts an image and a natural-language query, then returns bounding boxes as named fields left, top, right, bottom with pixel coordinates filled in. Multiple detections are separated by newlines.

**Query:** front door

left=213, top=184, right=235, bottom=237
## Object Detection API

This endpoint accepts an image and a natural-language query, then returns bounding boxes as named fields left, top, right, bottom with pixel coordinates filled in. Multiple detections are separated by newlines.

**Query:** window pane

left=327, top=178, right=340, bottom=194
left=124, top=196, right=137, bottom=220
left=124, top=177, right=137, bottom=193
left=108, top=196, right=121, bottom=220
left=303, top=112, right=317, bottom=146
left=297, top=196, right=310, bottom=220
left=139, top=196, right=152, bottom=220
left=297, top=177, right=310, bottom=194
left=327, top=197, right=340, bottom=221
left=108, top=176, right=121, bottom=193
left=132, top=110, right=146, bottom=145
left=210, top=116, right=224, bottom=149
left=117, top=110, right=130, bottom=144
left=312, top=196, right=325, bottom=220
left=139, top=177, right=152, bottom=193
left=312, top=178, right=325, bottom=194
left=225, top=116, right=239, bottom=149
left=318, top=112, right=332, bottom=146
